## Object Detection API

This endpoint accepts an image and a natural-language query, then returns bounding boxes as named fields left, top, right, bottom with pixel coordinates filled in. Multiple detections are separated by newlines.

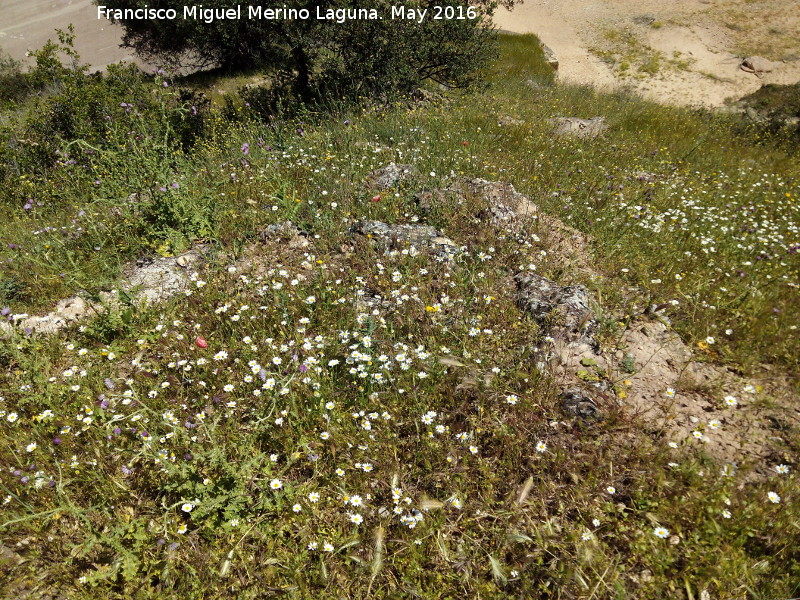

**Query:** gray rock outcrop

left=365, top=163, right=417, bottom=189
left=550, top=117, right=608, bottom=139
left=350, top=220, right=459, bottom=258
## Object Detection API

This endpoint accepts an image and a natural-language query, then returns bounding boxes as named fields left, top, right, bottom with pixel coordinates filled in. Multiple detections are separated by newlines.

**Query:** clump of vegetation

left=0, top=51, right=30, bottom=107
left=737, top=83, right=800, bottom=149
left=590, top=26, right=695, bottom=78
left=0, top=29, right=798, bottom=599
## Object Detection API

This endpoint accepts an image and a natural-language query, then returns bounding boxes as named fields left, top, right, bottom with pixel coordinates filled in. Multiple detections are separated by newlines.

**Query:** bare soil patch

left=496, top=0, right=800, bottom=107
left=0, top=0, right=142, bottom=71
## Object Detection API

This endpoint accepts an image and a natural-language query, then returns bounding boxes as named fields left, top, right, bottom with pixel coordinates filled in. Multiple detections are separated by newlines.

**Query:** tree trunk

left=293, top=45, right=311, bottom=103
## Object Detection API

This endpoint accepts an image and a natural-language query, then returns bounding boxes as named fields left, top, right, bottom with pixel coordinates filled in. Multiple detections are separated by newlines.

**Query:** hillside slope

left=1, top=34, right=799, bottom=599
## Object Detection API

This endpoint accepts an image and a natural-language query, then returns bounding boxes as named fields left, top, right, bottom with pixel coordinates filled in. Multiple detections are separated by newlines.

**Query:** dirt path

left=0, top=0, right=139, bottom=71
left=495, top=0, right=800, bottom=107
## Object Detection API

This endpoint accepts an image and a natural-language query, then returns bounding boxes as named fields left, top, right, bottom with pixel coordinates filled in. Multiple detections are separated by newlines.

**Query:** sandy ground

left=495, top=0, right=800, bottom=107
left=0, top=0, right=141, bottom=71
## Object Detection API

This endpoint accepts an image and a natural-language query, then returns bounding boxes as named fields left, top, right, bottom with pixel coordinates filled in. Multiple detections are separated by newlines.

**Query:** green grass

left=0, top=33, right=799, bottom=599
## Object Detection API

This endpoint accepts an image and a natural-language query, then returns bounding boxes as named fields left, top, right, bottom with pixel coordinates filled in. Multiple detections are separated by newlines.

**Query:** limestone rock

left=365, top=163, right=417, bottom=189
left=2, top=245, right=205, bottom=337
left=350, top=220, right=459, bottom=258
left=550, top=117, right=608, bottom=139
left=121, top=256, right=193, bottom=305
left=415, top=177, right=592, bottom=273
left=457, top=179, right=535, bottom=214
left=498, top=115, right=524, bottom=127
left=514, top=272, right=595, bottom=339
left=632, top=14, right=656, bottom=26
left=413, top=188, right=450, bottom=214
left=740, top=56, right=775, bottom=76
left=562, top=388, right=603, bottom=420
left=259, top=221, right=303, bottom=241
left=540, top=43, right=559, bottom=70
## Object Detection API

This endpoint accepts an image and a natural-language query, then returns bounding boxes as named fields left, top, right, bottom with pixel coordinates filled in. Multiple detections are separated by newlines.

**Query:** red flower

left=370, top=195, right=381, bottom=202
left=195, top=336, right=208, bottom=348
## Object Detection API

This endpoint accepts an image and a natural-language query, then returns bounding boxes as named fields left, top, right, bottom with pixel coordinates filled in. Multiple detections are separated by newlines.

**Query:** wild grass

left=590, top=26, right=699, bottom=78
left=0, top=32, right=798, bottom=599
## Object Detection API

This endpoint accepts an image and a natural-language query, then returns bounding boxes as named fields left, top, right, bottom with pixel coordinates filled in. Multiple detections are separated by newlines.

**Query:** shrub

left=0, top=51, right=29, bottom=106
left=0, top=30, right=210, bottom=194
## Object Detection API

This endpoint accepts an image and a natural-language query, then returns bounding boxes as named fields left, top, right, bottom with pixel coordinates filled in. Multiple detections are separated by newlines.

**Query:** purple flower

left=113, top=427, right=121, bottom=435
left=171, top=182, right=179, bottom=189
left=299, top=363, right=309, bottom=373
left=1, top=307, right=10, bottom=317
left=53, top=437, right=61, bottom=445
left=241, top=143, right=250, bottom=155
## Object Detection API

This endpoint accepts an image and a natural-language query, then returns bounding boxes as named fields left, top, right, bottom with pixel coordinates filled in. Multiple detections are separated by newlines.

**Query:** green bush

left=0, top=30, right=210, bottom=197
left=0, top=51, right=29, bottom=106
left=137, top=184, right=218, bottom=253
